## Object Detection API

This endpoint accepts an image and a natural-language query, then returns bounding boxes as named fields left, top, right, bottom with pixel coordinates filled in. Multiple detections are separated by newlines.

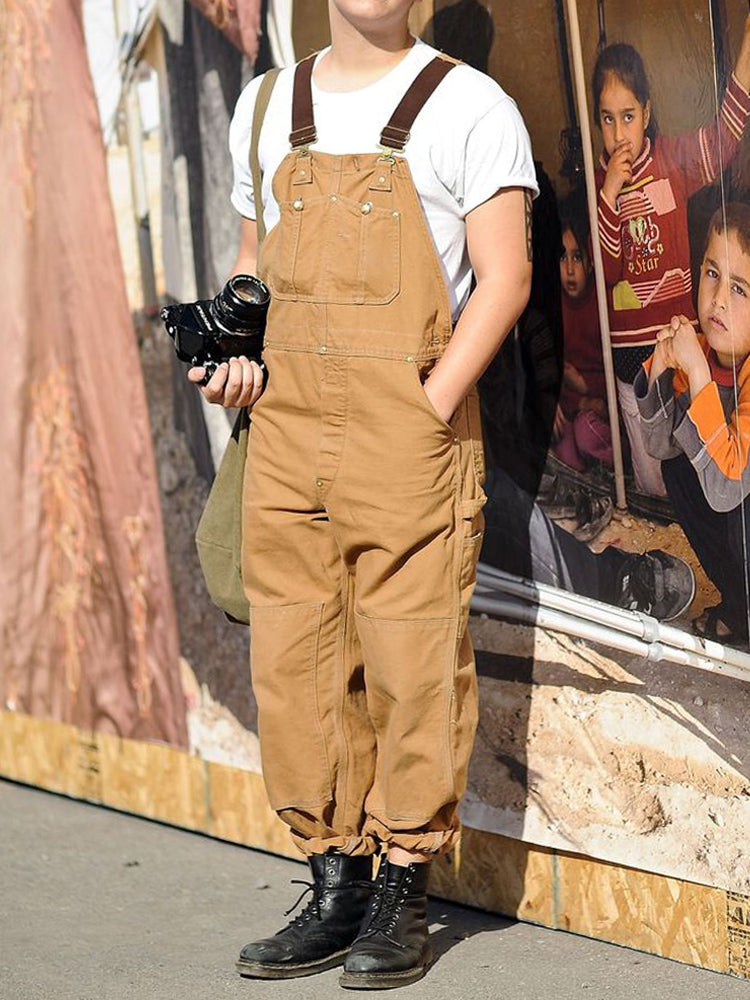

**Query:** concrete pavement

left=0, top=779, right=745, bottom=1000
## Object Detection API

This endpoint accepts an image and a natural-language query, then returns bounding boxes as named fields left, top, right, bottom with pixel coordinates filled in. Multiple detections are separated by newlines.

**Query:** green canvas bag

left=194, top=67, right=281, bottom=625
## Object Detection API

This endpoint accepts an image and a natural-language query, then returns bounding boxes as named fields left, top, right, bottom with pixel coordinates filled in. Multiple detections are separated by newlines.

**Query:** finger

left=223, top=358, right=245, bottom=407
left=247, top=361, right=265, bottom=406
left=203, top=362, right=229, bottom=404
left=187, top=366, right=206, bottom=384
left=671, top=315, right=681, bottom=331
left=233, top=356, right=256, bottom=407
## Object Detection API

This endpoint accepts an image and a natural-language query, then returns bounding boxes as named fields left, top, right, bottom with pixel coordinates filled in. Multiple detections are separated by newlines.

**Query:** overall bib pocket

left=267, top=194, right=401, bottom=305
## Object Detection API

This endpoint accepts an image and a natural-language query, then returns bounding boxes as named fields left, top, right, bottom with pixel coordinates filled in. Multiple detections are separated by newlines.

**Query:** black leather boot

left=236, top=853, right=373, bottom=979
left=340, top=859, right=432, bottom=989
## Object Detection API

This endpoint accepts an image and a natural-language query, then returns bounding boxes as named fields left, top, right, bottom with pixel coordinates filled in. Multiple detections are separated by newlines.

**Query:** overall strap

left=380, top=56, right=457, bottom=152
left=290, top=54, right=318, bottom=149
left=249, top=66, right=282, bottom=245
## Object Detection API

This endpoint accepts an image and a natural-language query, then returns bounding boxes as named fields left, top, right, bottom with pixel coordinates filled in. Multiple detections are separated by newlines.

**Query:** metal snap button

left=361, top=201, right=373, bottom=215
left=293, top=198, right=304, bottom=211
left=378, top=176, right=386, bottom=183
left=392, top=211, right=399, bottom=218
left=330, top=194, right=337, bottom=201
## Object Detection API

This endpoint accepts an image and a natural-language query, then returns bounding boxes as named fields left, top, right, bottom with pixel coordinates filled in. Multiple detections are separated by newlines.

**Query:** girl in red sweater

left=593, top=23, right=750, bottom=496
left=554, top=201, right=612, bottom=473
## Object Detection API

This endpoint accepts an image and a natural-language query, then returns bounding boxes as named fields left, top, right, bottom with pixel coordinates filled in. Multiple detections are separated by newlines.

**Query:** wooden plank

left=430, top=826, right=556, bottom=928
left=205, top=760, right=301, bottom=860
left=1, top=708, right=749, bottom=980
left=98, top=732, right=207, bottom=831
left=556, top=850, right=729, bottom=973
left=0, top=710, right=95, bottom=799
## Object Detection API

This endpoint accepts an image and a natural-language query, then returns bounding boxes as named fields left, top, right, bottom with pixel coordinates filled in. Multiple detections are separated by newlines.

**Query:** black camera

left=160, top=274, right=270, bottom=383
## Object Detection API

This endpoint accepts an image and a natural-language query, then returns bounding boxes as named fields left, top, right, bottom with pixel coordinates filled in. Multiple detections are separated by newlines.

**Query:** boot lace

left=282, top=875, right=375, bottom=929
left=283, top=879, right=323, bottom=927
left=360, top=867, right=412, bottom=945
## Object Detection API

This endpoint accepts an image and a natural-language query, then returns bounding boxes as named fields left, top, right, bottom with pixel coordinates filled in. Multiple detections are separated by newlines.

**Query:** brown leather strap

left=380, top=56, right=457, bottom=151
left=290, top=54, right=318, bottom=148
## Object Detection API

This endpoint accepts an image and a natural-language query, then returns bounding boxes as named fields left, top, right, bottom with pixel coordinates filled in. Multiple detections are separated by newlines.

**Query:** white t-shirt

left=229, top=39, right=538, bottom=317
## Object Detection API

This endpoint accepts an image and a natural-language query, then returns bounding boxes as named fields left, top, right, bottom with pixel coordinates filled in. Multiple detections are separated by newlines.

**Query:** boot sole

left=236, top=947, right=349, bottom=979
left=338, top=947, right=433, bottom=990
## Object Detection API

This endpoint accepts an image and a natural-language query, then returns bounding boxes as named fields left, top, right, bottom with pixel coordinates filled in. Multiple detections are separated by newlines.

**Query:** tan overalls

left=243, top=55, right=485, bottom=857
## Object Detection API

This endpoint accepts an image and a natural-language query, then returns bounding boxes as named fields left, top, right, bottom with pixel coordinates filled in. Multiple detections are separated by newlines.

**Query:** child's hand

left=654, top=325, right=677, bottom=370
left=649, top=326, right=677, bottom=385
left=602, top=139, right=633, bottom=205
left=666, top=315, right=705, bottom=375
left=187, top=356, right=265, bottom=408
left=563, top=361, right=587, bottom=395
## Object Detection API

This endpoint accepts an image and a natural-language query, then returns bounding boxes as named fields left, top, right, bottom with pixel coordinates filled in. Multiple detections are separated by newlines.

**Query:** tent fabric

left=157, top=0, right=260, bottom=479
left=0, top=0, right=186, bottom=746
left=183, top=0, right=260, bottom=62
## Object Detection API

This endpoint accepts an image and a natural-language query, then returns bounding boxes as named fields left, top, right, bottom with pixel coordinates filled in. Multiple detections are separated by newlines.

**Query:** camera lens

left=211, top=274, right=270, bottom=335
left=232, top=275, right=268, bottom=305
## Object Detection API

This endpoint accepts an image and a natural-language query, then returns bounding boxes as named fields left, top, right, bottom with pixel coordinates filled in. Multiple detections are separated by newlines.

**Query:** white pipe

left=564, top=0, right=627, bottom=509
left=471, top=593, right=750, bottom=685
left=475, top=562, right=750, bottom=673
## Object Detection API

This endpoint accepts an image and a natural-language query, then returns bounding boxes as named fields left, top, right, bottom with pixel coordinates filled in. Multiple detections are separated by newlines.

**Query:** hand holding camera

left=160, top=274, right=270, bottom=408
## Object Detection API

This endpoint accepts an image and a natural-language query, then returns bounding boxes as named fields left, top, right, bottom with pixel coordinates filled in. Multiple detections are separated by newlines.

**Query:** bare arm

left=188, top=217, right=265, bottom=407
left=423, top=187, right=533, bottom=422
left=231, top=217, right=259, bottom=277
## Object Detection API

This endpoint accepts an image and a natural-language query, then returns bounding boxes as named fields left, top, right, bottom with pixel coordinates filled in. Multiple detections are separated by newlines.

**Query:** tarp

left=0, top=0, right=186, bottom=745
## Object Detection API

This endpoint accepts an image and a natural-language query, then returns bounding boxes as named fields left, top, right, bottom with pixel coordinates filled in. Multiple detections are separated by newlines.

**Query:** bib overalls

left=243, top=55, right=485, bottom=857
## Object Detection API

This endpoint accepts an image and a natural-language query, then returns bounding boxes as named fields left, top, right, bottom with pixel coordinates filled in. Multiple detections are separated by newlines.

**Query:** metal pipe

left=475, top=562, right=750, bottom=673
left=563, top=0, right=627, bottom=509
left=471, top=592, right=750, bottom=685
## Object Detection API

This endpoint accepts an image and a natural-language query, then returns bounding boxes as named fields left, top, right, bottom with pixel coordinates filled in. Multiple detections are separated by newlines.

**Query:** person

left=593, top=26, right=750, bottom=496
left=479, top=161, right=563, bottom=500
left=635, top=203, right=750, bottom=646
left=554, top=195, right=613, bottom=473
left=481, top=464, right=695, bottom=622
left=188, top=0, right=536, bottom=989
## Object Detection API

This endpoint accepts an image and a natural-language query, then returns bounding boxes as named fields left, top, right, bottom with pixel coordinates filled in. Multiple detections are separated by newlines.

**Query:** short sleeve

left=228, top=75, right=263, bottom=220
left=461, top=96, right=538, bottom=217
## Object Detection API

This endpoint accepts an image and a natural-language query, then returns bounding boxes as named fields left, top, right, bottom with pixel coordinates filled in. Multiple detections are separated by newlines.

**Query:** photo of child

left=635, top=203, right=750, bottom=645
left=554, top=194, right=613, bottom=474
left=593, top=21, right=750, bottom=497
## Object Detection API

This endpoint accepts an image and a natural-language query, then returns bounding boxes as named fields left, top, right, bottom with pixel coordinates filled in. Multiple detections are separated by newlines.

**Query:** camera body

left=160, top=274, right=270, bottom=381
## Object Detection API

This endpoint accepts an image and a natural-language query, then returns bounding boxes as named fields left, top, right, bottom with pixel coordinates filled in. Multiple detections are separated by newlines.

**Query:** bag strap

left=249, top=67, right=282, bottom=245
left=379, top=56, right=457, bottom=152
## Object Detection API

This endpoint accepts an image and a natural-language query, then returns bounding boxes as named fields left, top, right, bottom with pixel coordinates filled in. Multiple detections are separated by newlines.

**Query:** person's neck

left=315, top=8, right=414, bottom=93
left=715, top=349, right=747, bottom=370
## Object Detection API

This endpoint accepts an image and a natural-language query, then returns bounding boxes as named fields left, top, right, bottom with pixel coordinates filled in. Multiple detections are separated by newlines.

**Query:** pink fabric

left=560, top=283, right=608, bottom=416
left=187, top=0, right=261, bottom=60
left=555, top=410, right=613, bottom=472
left=0, top=0, right=186, bottom=745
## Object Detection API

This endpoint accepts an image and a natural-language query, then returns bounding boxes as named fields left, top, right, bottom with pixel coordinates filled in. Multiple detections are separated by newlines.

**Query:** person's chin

left=703, top=316, right=730, bottom=352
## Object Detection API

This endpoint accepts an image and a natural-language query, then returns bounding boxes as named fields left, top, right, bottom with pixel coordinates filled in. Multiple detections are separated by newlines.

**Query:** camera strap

left=250, top=66, right=282, bottom=245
